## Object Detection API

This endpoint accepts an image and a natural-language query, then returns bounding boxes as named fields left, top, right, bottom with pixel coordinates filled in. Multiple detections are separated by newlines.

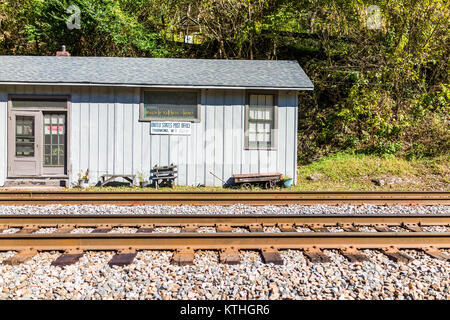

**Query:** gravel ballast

left=0, top=249, right=448, bottom=300
left=0, top=204, right=449, bottom=300
left=0, top=204, right=449, bottom=216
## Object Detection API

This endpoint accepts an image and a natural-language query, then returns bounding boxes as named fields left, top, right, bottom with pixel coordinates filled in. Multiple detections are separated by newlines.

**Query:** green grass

left=67, top=153, right=449, bottom=192
left=298, top=153, right=417, bottom=181
left=292, top=153, right=449, bottom=191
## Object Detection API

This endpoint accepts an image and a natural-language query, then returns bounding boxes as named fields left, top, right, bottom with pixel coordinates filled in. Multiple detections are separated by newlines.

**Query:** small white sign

left=184, top=35, right=193, bottom=44
left=151, top=122, right=192, bottom=135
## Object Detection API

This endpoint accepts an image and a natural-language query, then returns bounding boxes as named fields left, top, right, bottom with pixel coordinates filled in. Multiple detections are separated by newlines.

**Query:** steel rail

left=0, top=214, right=449, bottom=227
left=0, top=215, right=449, bottom=252
left=0, top=232, right=449, bottom=251
left=0, top=191, right=449, bottom=206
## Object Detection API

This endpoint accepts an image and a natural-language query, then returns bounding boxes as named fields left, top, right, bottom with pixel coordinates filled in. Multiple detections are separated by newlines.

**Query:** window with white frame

left=246, top=93, right=276, bottom=149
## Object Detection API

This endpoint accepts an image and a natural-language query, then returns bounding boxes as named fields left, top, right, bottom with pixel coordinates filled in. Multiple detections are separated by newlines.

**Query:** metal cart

left=232, top=173, right=282, bottom=189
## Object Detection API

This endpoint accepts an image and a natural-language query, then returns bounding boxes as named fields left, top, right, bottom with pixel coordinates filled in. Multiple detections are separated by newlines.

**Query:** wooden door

left=8, top=111, right=42, bottom=177
left=42, top=113, right=67, bottom=176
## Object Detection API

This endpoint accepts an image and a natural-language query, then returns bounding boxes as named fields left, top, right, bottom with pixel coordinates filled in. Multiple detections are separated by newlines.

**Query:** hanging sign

left=150, top=122, right=192, bottom=135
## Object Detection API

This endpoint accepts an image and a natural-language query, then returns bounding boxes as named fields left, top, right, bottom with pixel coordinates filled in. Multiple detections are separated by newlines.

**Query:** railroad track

left=0, top=191, right=449, bottom=205
left=0, top=214, right=449, bottom=266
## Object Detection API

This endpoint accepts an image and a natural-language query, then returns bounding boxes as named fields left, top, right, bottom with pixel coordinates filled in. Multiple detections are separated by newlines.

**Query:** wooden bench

left=151, top=165, right=177, bottom=189
left=100, top=174, right=136, bottom=187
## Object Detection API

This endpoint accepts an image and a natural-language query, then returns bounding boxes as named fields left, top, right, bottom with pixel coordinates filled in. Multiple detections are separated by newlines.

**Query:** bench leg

left=101, top=176, right=115, bottom=187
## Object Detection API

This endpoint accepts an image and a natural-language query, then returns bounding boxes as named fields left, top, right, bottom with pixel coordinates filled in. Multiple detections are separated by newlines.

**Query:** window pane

left=16, top=116, right=35, bottom=157
left=257, top=133, right=266, bottom=141
left=248, top=94, right=275, bottom=149
left=12, top=99, right=67, bottom=110
left=256, top=123, right=264, bottom=132
left=258, top=109, right=264, bottom=119
left=143, top=91, right=198, bottom=120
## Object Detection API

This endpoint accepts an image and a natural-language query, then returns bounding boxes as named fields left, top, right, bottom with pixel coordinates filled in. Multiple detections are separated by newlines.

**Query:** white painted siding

left=0, top=85, right=298, bottom=187
left=0, top=86, right=8, bottom=186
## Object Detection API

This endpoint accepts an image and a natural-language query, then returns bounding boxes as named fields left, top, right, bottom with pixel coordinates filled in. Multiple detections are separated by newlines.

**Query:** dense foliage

left=1, top=0, right=448, bottom=162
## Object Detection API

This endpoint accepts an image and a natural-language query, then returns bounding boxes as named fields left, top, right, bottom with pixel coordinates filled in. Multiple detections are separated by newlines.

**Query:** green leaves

left=1, top=0, right=447, bottom=161
left=0, top=0, right=174, bottom=57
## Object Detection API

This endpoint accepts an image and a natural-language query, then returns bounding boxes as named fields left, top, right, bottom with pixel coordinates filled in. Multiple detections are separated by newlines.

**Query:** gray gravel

left=0, top=249, right=448, bottom=300
left=0, top=204, right=448, bottom=300
left=0, top=204, right=448, bottom=216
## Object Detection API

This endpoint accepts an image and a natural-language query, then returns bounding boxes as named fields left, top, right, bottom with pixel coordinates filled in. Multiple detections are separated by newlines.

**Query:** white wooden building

left=0, top=54, right=313, bottom=187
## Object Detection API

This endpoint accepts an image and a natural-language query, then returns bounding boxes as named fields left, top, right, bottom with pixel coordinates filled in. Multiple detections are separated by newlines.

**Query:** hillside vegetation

left=1, top=0, right=448, bottom=164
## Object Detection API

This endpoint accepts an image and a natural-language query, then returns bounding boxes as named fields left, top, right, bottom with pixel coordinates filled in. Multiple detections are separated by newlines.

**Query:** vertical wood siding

left=0, top=86, right=298, bottom=187
left=0, top=86, right=8, bottom=186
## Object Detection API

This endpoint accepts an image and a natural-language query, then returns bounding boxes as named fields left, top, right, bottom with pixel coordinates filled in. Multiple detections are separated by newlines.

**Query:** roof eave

left=0, top=81, right=314, bottom=91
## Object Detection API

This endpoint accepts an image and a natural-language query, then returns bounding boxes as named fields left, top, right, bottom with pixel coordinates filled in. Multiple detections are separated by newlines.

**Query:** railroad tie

left=303, top=247, right=331, bottom=263
left=17, top=224, right=39, bottom=234
left=402, top=223, right=423, bottom=232
left=54, top=224, right=75, bottom=234
left=261, top=248, right=283, bottom=265
left=339, top=223, right=359, bottom=232
left=91, top=225, right=112, bottom=233
left=51, top=249, right=84, bottom=266
left=182, top=224, right=198, bottom=233
left=108, top=248, right=137, bottom=267
left=340, top=247, right=368, bottom=262
left=278, top=223, right=296, bottom=232
left=219, top=248, right=241, bottom=265
left=2, top=248, right=38, bottom=265
left=216, top=224, right=232, bottom=232
left=374, top=224, right=392, bottom=232
left=382, top=247, right=413, bottom=263
left=422, top=247, right=450, bottom=261
left=137, top=224, right=155, bottom=233
left=249, top=223, right=263, bottom=232
left=309, top=224, right=329, bottom=232
left=171, top=248, right=195, bottom=266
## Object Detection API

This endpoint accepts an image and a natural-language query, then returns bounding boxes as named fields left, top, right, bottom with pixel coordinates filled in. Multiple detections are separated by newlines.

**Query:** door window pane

left=15, top=116, right=35, bottom=157
left=43, top=113, right=65, bottom=166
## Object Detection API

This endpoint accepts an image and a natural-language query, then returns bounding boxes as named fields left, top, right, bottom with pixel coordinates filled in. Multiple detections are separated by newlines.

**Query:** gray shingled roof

left=0, top=56, right=313, bottom=90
